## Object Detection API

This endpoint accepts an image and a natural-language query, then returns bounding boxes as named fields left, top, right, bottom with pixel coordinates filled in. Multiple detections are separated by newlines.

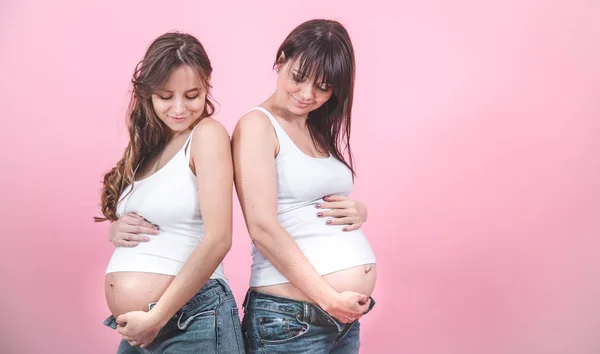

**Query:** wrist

left=148, top=307, right=171, bottom=328
left=315, top=288, right=338, bottom=311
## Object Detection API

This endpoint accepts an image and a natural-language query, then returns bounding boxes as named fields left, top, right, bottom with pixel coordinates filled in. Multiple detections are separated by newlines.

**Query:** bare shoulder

left=192, top=117, right=230, bottom=143
left=233, top=109, right=274, bottom=138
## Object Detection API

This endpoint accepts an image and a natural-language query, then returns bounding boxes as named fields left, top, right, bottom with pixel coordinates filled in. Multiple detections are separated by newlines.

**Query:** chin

left=288, top=104, right=312, bottom=116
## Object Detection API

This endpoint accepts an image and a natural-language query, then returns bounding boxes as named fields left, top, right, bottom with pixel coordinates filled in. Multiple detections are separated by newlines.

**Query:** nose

left=172, top=96, right=186, bottom=116
left=298, top=82, right=316, bottom=102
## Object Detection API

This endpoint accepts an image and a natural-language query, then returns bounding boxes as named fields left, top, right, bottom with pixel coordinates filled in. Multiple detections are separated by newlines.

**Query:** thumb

left=324, top=195, right=345, bottom=202
left=358, top=294, right=369, bottom=305
left=116, top=314, right=128, bottom=325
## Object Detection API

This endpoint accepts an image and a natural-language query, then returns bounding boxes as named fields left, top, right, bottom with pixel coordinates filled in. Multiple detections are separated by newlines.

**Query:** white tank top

left=105, top=124, right=226, bottom=281
left=249, top=107, right=376, bottom=287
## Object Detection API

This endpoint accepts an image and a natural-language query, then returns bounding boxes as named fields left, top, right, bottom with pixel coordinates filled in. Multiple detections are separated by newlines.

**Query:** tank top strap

left=184, top=122, right=200, bottom=162
left=249, top=107, right=295, bottom=152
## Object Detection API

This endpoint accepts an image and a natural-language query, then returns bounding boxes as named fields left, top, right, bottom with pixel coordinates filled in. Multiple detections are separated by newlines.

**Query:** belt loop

left=302, top=303, right=309, bottom=323
left=303, top=303, right=316, bottom=323
left=215, top=278, right=229, bottom=294
left=242, top=289, right=251, bottom=309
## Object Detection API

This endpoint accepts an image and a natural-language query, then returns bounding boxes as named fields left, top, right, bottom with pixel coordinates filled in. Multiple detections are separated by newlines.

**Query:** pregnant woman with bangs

left=96, top=32, right=244, bottom=353
left=232, top=19, right=377, bottom=354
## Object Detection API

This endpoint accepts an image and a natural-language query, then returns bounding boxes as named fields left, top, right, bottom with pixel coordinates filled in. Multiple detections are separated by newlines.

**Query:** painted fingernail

left=317, top=212, right=323, bottom=217
left=315, top=204, right=321, bottom=208
left=153, top=229, right=159, bottom=235
left=342, top=227, right=348, bottom=231
left=326, top=220, right=332, bottom=225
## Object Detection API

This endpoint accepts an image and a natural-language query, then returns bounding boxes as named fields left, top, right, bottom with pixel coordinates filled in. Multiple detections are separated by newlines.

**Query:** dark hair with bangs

left=274, top=19, right=356, bottom=176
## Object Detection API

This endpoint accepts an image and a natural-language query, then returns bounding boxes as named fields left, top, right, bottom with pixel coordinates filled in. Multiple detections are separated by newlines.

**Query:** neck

left=265, top=94, right=309, bottom=127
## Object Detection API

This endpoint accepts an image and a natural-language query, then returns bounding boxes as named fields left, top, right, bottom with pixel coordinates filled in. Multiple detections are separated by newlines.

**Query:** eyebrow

left=293, top=70, right=330, bottom=85
left=159, top=88, right=200, bottom=93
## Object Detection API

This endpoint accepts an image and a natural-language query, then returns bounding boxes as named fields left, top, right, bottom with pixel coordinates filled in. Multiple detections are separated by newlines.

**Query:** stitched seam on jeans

left=253, top=306, right=300, bottom=317
left=231, top=307, right=245, bottom=353
left=177, top=310, right=216, bottom=330
left=180, top=289, right=223, bottom=315
left=257, top=316, right=310, bottom=345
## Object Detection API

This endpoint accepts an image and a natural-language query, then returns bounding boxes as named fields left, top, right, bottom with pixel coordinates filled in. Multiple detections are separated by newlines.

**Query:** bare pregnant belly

left=253, top=263, right=377, bottom=303
left=105, top=272, right=175, bottom=318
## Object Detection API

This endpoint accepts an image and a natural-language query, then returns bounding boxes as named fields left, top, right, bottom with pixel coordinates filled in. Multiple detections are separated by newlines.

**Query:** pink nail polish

left=317, top=212, right=323, bottom=217
left=315, top=204, right=321, bottom=208
left=326, top=220, right=332, bottom=225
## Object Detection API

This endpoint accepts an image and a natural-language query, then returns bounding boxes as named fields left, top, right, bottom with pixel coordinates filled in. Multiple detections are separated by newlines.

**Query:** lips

left=292, top=97, right=311, bottom=108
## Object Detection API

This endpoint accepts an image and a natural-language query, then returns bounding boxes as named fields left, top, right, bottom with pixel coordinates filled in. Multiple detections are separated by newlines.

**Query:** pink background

left=1, top=1, right=599, bottom=353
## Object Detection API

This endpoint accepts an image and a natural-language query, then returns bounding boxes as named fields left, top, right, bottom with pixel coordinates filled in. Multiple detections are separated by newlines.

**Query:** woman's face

left=275, top=59, right=334, bottom=116
left=151, top=65, right=207, bottom=133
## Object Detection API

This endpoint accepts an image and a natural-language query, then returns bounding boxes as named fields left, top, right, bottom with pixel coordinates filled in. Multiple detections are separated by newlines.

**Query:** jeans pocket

left=257, top=311, right=309, bottom=344
left=176, top=309, right=216, bottom=330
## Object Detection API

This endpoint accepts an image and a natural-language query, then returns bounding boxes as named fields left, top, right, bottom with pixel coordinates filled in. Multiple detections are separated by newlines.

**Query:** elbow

left=205, top=230, right=232, bottom=255
left=246, top=219, right=279, bottom=244
left=221, top=236, right=232, bottom=253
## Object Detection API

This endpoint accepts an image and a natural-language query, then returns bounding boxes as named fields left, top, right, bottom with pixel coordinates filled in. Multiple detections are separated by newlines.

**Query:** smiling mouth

left=292, top=97, right=311, bottom=107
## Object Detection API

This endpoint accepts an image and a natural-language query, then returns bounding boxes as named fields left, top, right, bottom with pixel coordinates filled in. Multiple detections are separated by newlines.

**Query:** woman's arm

left=232, top=111, right=369, bottom=320
left=116, top=118, right=233, bottom=347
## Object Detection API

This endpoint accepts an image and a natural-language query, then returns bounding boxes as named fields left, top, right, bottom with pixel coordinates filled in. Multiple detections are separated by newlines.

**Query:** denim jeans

left=104, top=279, right=245, bottom=354
left=241, top=290, right=375, bottom=354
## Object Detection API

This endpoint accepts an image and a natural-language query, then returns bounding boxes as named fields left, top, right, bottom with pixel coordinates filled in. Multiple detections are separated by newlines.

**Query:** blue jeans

left=241, top=290, right=375, bottom=354
left=104, top=279, right=245, bottom=354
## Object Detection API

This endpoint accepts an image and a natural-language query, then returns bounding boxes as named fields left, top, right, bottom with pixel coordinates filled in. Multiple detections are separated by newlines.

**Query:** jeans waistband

left=178, top=278, right=230, bottom=313
left=243, top=290, right=375, bottom=332
left=104, top=278, right=230, bottom=330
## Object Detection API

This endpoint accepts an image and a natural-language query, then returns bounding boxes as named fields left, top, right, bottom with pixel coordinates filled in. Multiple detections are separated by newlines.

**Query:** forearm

left=149, top=234, right=231, bottom=326
left=251, top=223, right=337, bottom=307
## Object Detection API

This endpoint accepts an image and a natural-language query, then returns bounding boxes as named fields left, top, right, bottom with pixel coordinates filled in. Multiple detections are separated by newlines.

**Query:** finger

left=357, top=299, right=371, bottom=314
left=129, top=341, right=139, bottom=347
left=359, top=295, right=370, bottom=305
left=325, top=217, right=354, bottom=226
left=323, top=195, right=348, bottom=202
left=126, top=212, right=143, bottom=219
left=124, top=224, right=158, bottom=235
left=316, top=201, right=349, bottom=210
left=124, top=233, right=151, bottom=242
left=116, top=240, right=139, bottom=247
left=116, top=315, right=128, bottom=325
left=342, top=223, right=361, bottom=232
left=133, top=218, right=159, bottom=230
left=318, top=210, right=348, bottom=218
left=140, top=343, right=149, bottom=349
left=336, top=315, right=352, bottom=324
left=121, top=335, right=132, bottom=341
left=116, top=326, right=126, bottom=336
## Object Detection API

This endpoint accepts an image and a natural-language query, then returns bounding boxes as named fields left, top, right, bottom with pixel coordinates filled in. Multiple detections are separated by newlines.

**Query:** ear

left=277, top=51, right=286, bottom=63
left=275, top=51, right=286, bottom=72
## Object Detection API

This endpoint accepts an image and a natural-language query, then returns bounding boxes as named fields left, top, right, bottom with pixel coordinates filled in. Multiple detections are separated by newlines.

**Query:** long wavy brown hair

left=275, top=19, right=357, bottom=176
left=95, top=32, right=215, bottom=222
